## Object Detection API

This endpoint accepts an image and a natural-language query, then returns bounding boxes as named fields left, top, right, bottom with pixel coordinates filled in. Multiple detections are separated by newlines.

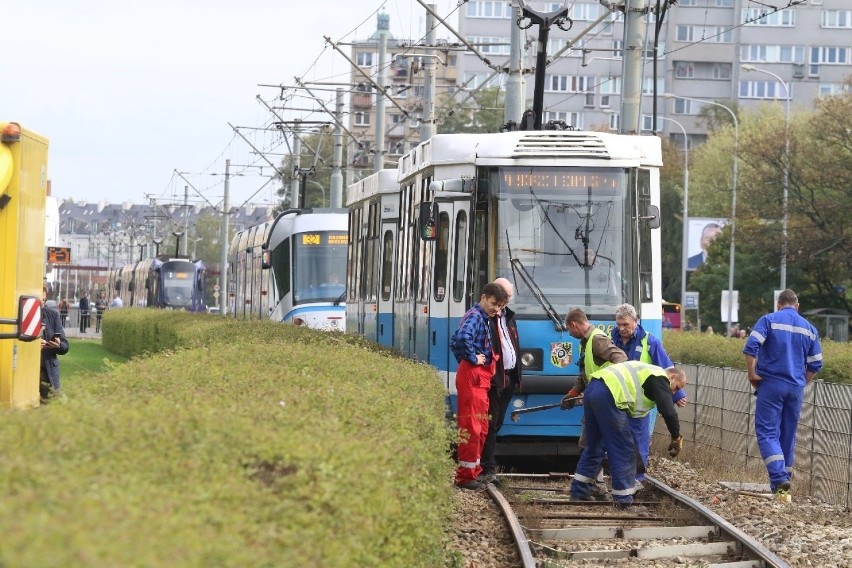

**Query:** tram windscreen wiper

left=506, top=238, right=566, bottom=331
left=529, top=187, right=584, bottom=268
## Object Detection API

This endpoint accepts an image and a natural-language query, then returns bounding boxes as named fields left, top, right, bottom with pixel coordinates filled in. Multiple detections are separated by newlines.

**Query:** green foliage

left=3, top=311, right=456, bottom=566
left=61, top=339, right=128, bottom=383
left=437, top=86, right=506, bottom=134
left=663, top=331, right=852, bottom=384
left=685, top=88, right=852, bottom=315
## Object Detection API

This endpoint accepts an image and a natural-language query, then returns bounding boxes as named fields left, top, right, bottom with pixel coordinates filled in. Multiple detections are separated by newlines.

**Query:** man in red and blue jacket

left=450, top=282, right=509, bottom=490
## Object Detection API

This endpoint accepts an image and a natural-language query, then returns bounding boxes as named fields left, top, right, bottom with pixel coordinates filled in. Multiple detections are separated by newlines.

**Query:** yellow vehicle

left=0, top=122, right=48, bottom=408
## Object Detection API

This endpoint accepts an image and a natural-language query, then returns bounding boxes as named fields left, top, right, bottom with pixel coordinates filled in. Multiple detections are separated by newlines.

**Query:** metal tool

left=510, top=397, right=580, bottom=422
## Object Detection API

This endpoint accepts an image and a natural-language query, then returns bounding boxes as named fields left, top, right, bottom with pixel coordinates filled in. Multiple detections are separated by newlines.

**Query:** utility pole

left=504, top=3, right=525, bottom=126
left=619, top=0, right=647, bottom=134
left=331, top=88, right=344, bottom=208
left=219, top=159, right=230, bottom=316
left=374, top=33, right=387, bottom=172
left=291, top=121, right=301, bottom=208
left=182, top=185, right=189, bottom=256
left=421, top=5, right=437, bottom=142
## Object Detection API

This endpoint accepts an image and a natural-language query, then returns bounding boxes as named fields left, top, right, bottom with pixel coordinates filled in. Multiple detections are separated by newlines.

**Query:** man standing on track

left=450, top=282, right=509, bottom=490
left=743, top=289, right=822, bottom=498
left=570, top=361, right=687, bottom=507
left=479, top=277, right=521, bottom=486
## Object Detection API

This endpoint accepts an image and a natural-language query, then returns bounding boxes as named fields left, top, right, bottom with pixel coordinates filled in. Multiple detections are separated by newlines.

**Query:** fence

left=657, top=364, right=852, bottom=507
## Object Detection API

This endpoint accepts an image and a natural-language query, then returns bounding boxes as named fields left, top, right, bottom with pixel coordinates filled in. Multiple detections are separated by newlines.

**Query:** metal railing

left=658, top=364, right=852, bottom=507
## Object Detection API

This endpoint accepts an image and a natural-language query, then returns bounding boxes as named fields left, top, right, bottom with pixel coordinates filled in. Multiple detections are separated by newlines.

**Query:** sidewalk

left=64, top=326, right=102, bottom=340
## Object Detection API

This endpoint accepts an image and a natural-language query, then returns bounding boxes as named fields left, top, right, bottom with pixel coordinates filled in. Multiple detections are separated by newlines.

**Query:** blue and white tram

left=228, top=208, right=348, bottom=331
left=109, top=258, right=206, bottom=311
left=346, top=130, right=664, bottom=456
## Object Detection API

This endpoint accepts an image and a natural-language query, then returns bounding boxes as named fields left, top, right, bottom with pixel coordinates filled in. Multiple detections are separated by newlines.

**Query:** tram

left=228, top=208, right=348, bottom=331
left=346, top=131, right=664, bottom=456
left=109, top=258, right=206, bottom=311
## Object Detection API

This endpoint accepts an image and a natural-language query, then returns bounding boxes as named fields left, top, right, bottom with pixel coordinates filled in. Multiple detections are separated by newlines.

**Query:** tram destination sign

left=501, top=167, right=622, bottom=192
left=46, top=246, right=71, bottom=264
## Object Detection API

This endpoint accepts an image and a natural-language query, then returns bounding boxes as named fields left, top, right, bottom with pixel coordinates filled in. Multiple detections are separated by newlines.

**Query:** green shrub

left=663, top=331, right=852, bottom=384
left=3, top=312, right=456, bottom=567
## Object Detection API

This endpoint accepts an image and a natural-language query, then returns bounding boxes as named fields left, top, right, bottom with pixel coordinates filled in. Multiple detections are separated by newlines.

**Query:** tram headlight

left=520, top=349, right=543, bottom=371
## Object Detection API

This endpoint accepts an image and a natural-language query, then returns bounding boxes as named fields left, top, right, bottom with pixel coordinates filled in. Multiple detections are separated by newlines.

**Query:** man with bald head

left=479, top=277, right=522, bottom=485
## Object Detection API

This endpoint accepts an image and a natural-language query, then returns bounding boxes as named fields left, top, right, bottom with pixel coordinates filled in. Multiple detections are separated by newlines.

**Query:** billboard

left=687, top=217, right=727, bottom=271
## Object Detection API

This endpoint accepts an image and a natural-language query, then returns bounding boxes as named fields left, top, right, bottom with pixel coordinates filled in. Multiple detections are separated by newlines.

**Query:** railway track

left=486, top=472, right=792, bottom=568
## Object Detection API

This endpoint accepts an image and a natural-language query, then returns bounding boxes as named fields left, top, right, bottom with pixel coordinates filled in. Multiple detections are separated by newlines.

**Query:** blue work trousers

left=755, top=379, right=803, bottom=491
left=628, top=413, right=651, bottom=481
left=571, top=379, right=637, bottom=504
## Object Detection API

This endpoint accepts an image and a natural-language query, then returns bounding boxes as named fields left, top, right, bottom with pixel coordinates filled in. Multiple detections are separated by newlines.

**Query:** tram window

left=453, top=210, right=468, bottom=302
left=381, top=230, right=394, bottom=301
left=637, top=169, right=653, bottom=302
left=270, top=237, right=291, bottom=297
left=433, top=212, right=450, bottom=301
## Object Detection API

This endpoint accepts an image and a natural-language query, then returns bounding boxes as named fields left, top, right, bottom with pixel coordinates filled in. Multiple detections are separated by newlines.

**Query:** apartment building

left=347, top=11, right=458, bottom=174
left=457, top=0, right=852, bottom=145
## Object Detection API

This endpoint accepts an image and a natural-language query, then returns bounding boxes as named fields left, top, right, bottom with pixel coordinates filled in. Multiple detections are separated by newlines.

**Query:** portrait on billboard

left=687, top=218, right=727, bottom=270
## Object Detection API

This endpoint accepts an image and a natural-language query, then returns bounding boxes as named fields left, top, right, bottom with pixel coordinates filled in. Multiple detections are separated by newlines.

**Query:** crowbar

left=510, top=397, right=581, bottom=422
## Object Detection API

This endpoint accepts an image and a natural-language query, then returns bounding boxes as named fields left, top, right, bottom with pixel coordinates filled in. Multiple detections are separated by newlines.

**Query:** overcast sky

left=3, top=0, right=457, bottom=209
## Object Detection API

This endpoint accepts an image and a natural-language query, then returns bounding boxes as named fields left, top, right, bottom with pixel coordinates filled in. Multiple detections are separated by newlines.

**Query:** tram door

left=376, top=223, right=396, bottom=347
left=428, top=198, right=471, bottom=393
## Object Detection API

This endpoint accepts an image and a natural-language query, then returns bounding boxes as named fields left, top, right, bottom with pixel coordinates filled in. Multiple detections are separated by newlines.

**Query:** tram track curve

left=485, top=472, right=792, bottom=568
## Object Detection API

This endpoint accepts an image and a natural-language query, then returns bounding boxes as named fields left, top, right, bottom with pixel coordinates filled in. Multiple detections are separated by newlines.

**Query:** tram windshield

left=292, top=231, right=348, bottom=304
left=493, top=166, right=635, bottom=317
left=161, top=261, right=196, bottom=308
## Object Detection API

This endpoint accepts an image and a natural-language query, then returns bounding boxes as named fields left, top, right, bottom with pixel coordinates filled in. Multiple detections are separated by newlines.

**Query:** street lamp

left=644, top=114, right=689, bottom=317
left=663, top=94, right=738, bottom=336
left=152, top=237, right=163, bottom=258
left=741, top=64, right=791, bottom=291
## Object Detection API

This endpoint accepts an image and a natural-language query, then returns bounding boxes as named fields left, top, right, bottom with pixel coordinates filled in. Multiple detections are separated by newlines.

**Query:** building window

left=608, top=113, right=619, bottom=131
left=354, top=112, right=371, bottom=126
left=642, top=77, right=664, bottom=95
left=466, top=0, right=512, bottom=19
left=356, top=52, right=375, bottom=67
left=676, top=26, right=729, bottom=42
left=466, top=36, right=510, bottom=55
left=569, top=2, right=601, bottom=21
left=675, top=62, right=694, bottom=78
left=673, top=99, right=696, bottom=114
left=543, top=111, right=583, bottom=129
left=546, top=75, right=593, bottom=93
left=818, top=83, right=848, bottom=96
left=712, top=63, right=732, bottom=79
left=822, top=10, right=851, bottom=28
left=811, top=46, right=851, bottom=64
left=743, top=8, right=795, bottom=26
left=738, top=80, right=789, bottom=99
left=641, top=115, right=663, bottom=131
left=741, top=45, right=805, bottom=64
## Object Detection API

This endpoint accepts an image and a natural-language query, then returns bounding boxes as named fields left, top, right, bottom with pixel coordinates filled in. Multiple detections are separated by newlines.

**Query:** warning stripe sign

left=20, top=297, right=42, bottom=338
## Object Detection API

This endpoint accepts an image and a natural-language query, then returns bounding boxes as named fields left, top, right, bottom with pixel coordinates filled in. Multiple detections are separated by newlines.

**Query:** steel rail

left=485, top=484, right=536, bottom=568
left=645, top=474, right=791, bottom=568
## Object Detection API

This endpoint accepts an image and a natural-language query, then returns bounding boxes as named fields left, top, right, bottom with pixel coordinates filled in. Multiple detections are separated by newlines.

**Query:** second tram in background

left=109, top=257, right=206, bottom=311
left=346, top=130, right=665, bottom=456
left=227, top=208, right=348, bottom=331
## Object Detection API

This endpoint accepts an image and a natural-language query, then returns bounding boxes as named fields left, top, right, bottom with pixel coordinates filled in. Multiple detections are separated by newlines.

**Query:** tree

left=276, top=130, right=336, bottom=211
left=437, top=86, right=506, bottom=134
left=659, top=137, right=686, bottom=303
left=187, top=212, right=235, bottom=306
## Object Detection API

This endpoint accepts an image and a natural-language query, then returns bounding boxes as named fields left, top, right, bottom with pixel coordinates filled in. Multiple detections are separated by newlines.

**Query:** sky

left=3, top=0, right=458, bottom=210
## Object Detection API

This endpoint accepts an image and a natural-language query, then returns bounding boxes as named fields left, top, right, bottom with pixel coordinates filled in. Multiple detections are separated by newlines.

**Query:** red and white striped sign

left=20, top=297, right=42, bottom=338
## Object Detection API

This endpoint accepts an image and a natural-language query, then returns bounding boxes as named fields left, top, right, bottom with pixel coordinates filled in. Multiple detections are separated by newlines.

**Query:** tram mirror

left=419, top=202, right=439, bottom=241
left=114, top=279, right=122, bottom=291
left=643, top=205, right=661, bottom=229
left=261, top=248, right=271, bottom=269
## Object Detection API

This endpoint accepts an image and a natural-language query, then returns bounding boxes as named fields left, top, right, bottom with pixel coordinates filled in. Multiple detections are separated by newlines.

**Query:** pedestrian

left=560, top=308, right=627, bottom=496
left=95, top=293, right=108, bottom=332
left=743, top=289, right=822, bottom=498
left=78, top=291, right=90, bottom=333
left=58, top=297, right=69, bottom=326
left=450, top=282, right=509, bottom=490
left=611, top=303, right=687, bottom=480
left=570, top=361, right=687, bottom=507
left=479, top=277, right=521, bottom=486
left=41, top=296, right=69, bottom=401
left=110, top=292, right=124, bottom=309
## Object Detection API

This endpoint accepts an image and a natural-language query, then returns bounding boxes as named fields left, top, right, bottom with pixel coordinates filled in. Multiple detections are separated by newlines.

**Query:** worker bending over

left=570, top=361, right=687, bottom=507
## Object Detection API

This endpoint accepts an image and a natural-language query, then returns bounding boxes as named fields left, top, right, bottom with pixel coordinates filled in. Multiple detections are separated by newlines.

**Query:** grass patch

left=60, top=339, right=128, bottom=383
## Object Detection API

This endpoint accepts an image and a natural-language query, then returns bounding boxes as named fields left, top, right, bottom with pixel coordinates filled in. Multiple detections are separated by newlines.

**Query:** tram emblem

left=550, top=342, right=572, bottom=368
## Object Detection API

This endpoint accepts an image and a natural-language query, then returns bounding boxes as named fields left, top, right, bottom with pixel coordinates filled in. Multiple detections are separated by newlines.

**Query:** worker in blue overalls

left=743, top=289, right=822, bottom=498
left=570, top=361, right=687, bottom=507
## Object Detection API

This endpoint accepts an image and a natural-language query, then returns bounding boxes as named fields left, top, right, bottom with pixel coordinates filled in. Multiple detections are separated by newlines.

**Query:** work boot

left=774, top=481, right=792, bottom=502
left=477, top=471, right=499, bottom=485
left=456, top=479, right=486, bottom=491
